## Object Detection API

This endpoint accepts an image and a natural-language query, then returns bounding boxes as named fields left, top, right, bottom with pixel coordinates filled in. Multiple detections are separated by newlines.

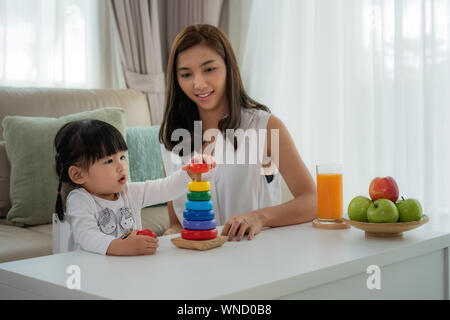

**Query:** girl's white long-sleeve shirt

left=65, top=169, right=191, bottom=255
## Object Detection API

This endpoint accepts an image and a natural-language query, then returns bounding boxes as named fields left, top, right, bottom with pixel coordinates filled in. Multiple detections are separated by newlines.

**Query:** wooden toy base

left=312, top=218, right=350, bottom=230
left=171, top=235, right=228, bottom=251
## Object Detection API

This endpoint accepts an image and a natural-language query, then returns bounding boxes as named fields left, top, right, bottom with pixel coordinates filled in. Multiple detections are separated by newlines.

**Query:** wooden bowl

left=342, top=215, right=429, bottom=237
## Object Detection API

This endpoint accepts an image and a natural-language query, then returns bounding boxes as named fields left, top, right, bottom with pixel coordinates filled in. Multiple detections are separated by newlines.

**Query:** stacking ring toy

left=188, top=181, right=210, bottom=192
left=183, top=209, right=215, bottom=221
left=186, top=200, right=213, bottom=211
left=189, top=163, right=209, bottom=174
left=183, top=219, right=216, bottom=230
left=187, top=191, right=211, bottom=201
left=181, top=228, right=218, bottom=240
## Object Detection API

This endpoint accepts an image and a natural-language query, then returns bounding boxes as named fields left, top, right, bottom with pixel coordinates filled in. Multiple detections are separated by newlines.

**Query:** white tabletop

left=1, top=214, right=450, bottom=299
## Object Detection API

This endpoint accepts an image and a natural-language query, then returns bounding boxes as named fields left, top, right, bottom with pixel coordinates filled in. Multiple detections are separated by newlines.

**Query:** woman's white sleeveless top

left=160, top=108, right=281, bottom=226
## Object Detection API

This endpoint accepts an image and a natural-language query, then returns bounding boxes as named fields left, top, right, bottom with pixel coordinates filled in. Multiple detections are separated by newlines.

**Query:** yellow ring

left=188, top=181, right=211, bottom=192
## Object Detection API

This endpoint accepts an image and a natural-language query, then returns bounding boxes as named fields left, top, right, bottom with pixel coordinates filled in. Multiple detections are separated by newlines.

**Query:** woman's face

left=176, top=43, right=228, bottom=114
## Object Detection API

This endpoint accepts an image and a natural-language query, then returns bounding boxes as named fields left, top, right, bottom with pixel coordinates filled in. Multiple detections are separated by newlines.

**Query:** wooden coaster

left=312, top=218, right=350, bottom=230
left=171, top=235, right=228, bottom=251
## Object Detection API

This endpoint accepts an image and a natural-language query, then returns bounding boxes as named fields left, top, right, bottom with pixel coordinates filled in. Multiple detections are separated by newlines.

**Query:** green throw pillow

left=126, top=126, right=164, bottom=182
left=126, top=126, right=165, bottom=207
left=2, top=107, right=127, bottom=227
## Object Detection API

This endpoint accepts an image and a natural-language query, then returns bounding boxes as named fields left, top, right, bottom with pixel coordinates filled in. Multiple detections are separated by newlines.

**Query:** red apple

left=369, top=176, right=399, bottom=202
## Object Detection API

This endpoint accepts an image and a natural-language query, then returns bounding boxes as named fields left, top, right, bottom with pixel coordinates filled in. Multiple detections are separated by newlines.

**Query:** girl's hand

left=122, top=230, right=159, bottom=255
left=221, top=212, right=263, bottom=241
left=182, top=154, right=216, bottom=180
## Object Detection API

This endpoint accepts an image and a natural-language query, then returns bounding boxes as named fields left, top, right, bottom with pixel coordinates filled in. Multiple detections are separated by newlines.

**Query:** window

left=0, top=0, right=123, bottom=88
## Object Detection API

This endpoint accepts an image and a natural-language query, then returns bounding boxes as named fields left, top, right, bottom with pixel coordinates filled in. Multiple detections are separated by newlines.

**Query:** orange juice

left=317, top=173, right=343, bottom=220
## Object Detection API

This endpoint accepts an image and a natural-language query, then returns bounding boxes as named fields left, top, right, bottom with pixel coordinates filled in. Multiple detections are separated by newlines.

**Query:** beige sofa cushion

left=0, top=219, right=52, bottom=263
left=141, top=205, right=170, bottom=236
left=0, top=87, right=152, bottom=140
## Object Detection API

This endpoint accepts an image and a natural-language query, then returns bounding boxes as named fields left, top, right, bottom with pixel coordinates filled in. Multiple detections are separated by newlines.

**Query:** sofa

left=0, top=86, right=294, bottom=264
left=0, top=86, right=173, bottom=263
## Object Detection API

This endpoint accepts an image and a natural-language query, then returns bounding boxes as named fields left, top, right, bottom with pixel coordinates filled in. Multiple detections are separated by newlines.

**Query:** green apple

left=396, top=197, right=422, bottom=222
left=367, top=199, right=399, bottom=223
left=348, top=196, right=371, bottom=222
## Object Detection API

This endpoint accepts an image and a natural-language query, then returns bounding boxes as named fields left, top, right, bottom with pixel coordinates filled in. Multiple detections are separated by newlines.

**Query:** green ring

left=187, top=191, right=211, bottom=201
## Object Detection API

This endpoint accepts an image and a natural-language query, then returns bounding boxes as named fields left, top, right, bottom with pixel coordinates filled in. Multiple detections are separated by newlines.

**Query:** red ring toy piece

left=181, top=228, right=218, bottom=240
left=137, top=229, right=157, bottom=239
left=189, top=163, right=209, bottom=174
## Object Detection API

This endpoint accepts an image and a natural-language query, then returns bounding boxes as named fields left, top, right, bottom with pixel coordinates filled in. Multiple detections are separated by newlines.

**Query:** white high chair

left=52, top=213, right=71, bottom=254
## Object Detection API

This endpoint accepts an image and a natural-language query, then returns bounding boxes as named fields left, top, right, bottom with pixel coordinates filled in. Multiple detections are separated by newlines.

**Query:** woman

left=159, top=24, right=316, bottom=241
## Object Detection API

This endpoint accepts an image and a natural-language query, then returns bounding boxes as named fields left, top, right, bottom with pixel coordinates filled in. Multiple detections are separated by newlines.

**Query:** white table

left=1, top=215, right=450, bottom=300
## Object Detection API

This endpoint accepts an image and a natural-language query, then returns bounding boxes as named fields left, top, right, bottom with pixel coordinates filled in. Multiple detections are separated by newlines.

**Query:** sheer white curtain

left=234, top=0, right=450, bottom=217
left=0, top=0, right=124, bottom=88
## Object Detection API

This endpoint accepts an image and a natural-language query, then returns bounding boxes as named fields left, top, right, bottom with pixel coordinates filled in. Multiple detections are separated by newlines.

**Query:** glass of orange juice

left=316, top=164, right=343, bottom=223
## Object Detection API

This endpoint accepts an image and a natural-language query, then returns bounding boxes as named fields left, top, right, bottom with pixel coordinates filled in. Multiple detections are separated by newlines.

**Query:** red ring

left=181, top=228, right=218, bottom=240
left=189, top=163, right=209, bottom=174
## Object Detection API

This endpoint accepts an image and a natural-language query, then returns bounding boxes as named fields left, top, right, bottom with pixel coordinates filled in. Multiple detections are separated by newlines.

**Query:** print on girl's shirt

left=118, top=207, right=135, bottom=234
left=98, top=208, right=117, bottom=236
left=97, top=206, right=135, bottom=238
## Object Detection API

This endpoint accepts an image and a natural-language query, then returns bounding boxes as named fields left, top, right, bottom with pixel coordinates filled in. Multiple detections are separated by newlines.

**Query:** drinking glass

left=316, top=164, right=343, bottom=222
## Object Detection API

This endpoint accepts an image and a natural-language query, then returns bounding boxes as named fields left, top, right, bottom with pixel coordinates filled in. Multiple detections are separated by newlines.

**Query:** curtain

left=0, top=0, right=124, bottom=89
left=110, top=0, right=166, bottom=125
left=110, top=0, right=224, bottom=125
left=165, top=0, right=224, bottom=54
left=234, top=0, right=450, bottom=217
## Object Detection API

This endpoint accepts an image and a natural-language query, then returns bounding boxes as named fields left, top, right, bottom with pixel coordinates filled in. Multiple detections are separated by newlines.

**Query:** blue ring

left=183, top=219, right=217, bottom=230
left=183, top=209, right=215, bottom=221
left=185, top=200, right=213, bottom=211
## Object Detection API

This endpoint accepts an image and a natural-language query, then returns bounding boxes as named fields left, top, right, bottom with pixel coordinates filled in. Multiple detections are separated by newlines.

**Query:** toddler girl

left=54, top=119, right=214, bottom=256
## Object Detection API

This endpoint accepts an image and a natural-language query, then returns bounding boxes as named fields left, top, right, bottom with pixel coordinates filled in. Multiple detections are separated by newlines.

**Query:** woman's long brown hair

left=159, top=24, right=269, bottom=154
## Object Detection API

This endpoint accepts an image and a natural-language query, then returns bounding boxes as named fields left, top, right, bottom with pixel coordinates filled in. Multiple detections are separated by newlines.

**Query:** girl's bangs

left=80, top=122, right=128, bottom=167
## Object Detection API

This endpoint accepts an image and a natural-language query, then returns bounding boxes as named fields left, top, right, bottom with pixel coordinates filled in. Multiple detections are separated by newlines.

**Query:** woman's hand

left=221, top=211, right=263, bottom=241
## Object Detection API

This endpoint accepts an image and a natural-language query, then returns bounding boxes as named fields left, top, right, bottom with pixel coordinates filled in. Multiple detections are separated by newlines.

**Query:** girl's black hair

left=54, top=119, right=128, bottom=221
